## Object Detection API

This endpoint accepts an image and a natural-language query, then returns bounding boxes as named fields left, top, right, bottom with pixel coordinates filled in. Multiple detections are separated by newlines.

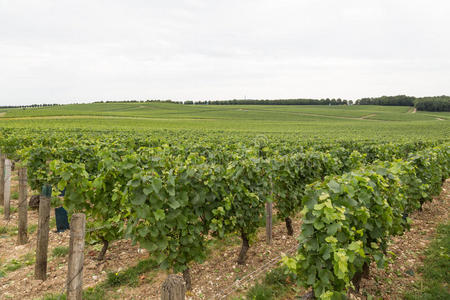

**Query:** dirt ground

left=1, top=173, right=449, bottom=300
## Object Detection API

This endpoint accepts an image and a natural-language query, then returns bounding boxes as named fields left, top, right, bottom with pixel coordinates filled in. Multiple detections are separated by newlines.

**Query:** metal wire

left=57, top=265, right=84, bottom=300
left=218, top=244, right=298, bottom=299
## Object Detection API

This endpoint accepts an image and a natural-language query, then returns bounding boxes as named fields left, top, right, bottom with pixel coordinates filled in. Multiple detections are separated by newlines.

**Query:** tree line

left=355, top=95, right=415, bottom=106
left=184, top=98, right=350, bottom=105
left=186, top=95, right=449, bottom=112
left=0, top=104, right=60, bottom=109
left=355, top=95, right=450, bottom=112
left=414, top=96, right=450, bottom=112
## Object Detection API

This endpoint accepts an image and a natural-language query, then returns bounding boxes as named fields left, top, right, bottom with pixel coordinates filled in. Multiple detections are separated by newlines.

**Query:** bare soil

left=359, top=114, right=377, bottom=119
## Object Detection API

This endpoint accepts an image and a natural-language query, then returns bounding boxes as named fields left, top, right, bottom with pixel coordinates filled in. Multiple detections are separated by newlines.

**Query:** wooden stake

left=35, top=184, right=51, bottom=280
left=161, top=274, right=186, bottom=300
left=0, top=154, right=5, bottom=206
left=67, top=213, right=86, bottom=300
left=4, top=159, right=11, bottom=220
left=266, top=201, right=273, bottom=244
left=266, top=179, right=274, bottom=244
left=17, top=167, right=28, bottom=244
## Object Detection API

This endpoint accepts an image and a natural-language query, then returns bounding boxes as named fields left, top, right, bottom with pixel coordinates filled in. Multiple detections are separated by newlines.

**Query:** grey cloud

left=0, top=0, right=449, bottom=105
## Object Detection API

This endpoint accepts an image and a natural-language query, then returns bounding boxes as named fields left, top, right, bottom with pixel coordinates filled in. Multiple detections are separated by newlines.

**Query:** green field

left=0, top=102, right=448, bottom=141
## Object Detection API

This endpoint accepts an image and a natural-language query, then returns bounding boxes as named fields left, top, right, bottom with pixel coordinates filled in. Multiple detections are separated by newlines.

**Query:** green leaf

left=61, top=171, right=71, bottom=181
left=131, top=192, right=146, bottom=206
left=152, top=178, right=162, bottom=194
left=313, top=220, right=325, bottom=230
left=281, top=255, right=297, bottom=272
left=306, top=270, right=316, bottom=285
left=168, top=186, right=176, bottom=197
left=319, top=192, right=330, bottom=201
left=301, top=224, right=314, bottom=237
left=333, top=250, right=348, bottom=279
left=139, top=239, right=157, bottom=252
left=348, top=241, right=361, bottom=251
left=327, top=223, right=341, bottom=235
left=157, top=238, right=168, bottom=250
left=168, top=199, right=181, bottom=209
left=325, top=236, right=338, bottom=244
left=154, top=209, right=165, bottom=221
left=318, top=269, right=331, bottom=285
left=130, top=179, right=140, bottom=188
left=327, top=180, right=341, bottom=193
left=143, top=186, right=153, bottom=195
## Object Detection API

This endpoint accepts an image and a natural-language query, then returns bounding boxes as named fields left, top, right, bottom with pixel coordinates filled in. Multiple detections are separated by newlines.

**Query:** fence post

left=161, top=274, right=186, bottom=300
left=0, top=154, right=5, bottom=206
left=4, top=159, right=11, bottom=220
left=35, top=184, right=51, bottom=280
left=266, top=201, right=273, bottom=245
left=17, top=167, right=28, bottom=244
left=266, top=177, right=274, bottom=244
left=67, top=213, right=86, bottom=300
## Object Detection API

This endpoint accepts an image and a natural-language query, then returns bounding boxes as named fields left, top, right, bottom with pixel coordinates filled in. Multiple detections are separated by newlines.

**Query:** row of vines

left=284, top=146, right=449, bottom=298
left=0, top=128, right=448, bottom=297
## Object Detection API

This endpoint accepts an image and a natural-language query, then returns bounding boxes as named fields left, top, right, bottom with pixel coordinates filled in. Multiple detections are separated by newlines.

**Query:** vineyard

left=0, top=103, right=449, bottom=299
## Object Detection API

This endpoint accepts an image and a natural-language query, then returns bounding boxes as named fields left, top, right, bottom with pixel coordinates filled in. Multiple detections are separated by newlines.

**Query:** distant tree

left=415, top=96, right=450, bottom=112
left=356, top=95, right=415, bottom=106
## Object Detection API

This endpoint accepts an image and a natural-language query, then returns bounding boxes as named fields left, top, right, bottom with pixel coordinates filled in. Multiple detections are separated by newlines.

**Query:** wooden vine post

left=17, top=167, right=28, bottom=244
left=266, top=179, right=273, bottom=244
left=266, top=201, right=273, bottom=244
left=4, top=159, right=12, bottom=220
left=35, top=184, right=51, bottom=280
left=67, top=213, right=86, bottom=300
left=0, top=153, right=5, bottom=206
left=161, top=274, right=186, bottom=300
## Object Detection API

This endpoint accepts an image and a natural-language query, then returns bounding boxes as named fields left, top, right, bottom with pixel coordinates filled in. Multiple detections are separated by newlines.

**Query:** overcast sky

left=1, top=0, right=449, bottom=105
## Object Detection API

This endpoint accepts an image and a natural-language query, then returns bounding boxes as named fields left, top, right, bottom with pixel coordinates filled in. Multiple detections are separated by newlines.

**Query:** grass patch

left=0, top=225, right=18, bottom=236
left=42, top=286, right=106, bottom=300
left=0, top=206, right=18, bottom=214
left=241, top=266, right=296, bottom=300
left=105, top=258, right=157, bottom=287
left=11, top=191, right=19, bottom=200
left=3, top=259, right=22, bottom=272
left=247, top=284, right=274, bottom=300
left=0, top=252, right=34, bottom=277
left=28, top=224, right=38, bottom=234
left=52, top=246, right=69, bottom=257
left=21, top=252, right=35, bottom=266
left=404, top=222, right=450, bottom=300
left=206, top=233, right=241, bottom=256
left=83, top=287, right=107, bottom=300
